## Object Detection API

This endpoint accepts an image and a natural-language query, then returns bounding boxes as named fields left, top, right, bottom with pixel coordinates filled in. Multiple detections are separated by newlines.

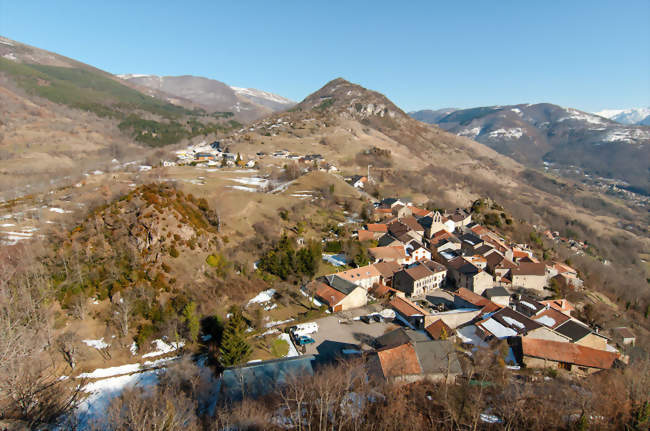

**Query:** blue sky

left=1, top=1, right=648, bottom=112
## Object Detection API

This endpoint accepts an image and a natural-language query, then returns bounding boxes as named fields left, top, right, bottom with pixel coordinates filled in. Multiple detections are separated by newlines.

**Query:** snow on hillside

left=116, top=74, right=154, bottom=79
left=559, top=108, right=605, bottom=125
left=487, top=128, right=523, bottom=140
left=602, top=128, right=650, bottom=143
left=595, top=107, right=650, bottom=125
left=230, top=86, right=294, bottom=105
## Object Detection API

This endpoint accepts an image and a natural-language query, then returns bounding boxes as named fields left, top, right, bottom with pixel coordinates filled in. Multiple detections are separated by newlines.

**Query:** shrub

left=169, top=246, right=179, bottom=258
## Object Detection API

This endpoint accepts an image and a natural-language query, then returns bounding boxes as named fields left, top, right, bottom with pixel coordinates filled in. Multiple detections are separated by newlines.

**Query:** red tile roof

left=314, top=283, right=346, bottom=307
left=432, top=230, right=452, bottom=241
left=370, top=283, right=397, bottom=297
left=334, top=264, right=381, bottom=283
left=531, top=307, right=570, bottom=329
left=454, top=288, right=501, bottom=313
left=409, top=206, right=432, bottom=217
left=400, top=216, right=424, bottom=232
left=375, top=343, right=422, bottom=378
left=425, top=319, right=453, bottom=340
left=512, top=262, right=546, bottom=276
left=366, top=223, right=388, bottom=233
left=357, top=230, right=376, bottom=241
left=390, top=296, right=428, bottom=317
left=554, top=262, right=577, bottom=274
left=372, top=261, right=402, bottom=278
left=513, top=250, right=530, bottom=259
left=369, top=246, right=406, bottom=262
left=540, top=299, right=575, bottom=314
left=471, top=225, right=489, bottom=236
left=522, top=338, right=619, bottom=369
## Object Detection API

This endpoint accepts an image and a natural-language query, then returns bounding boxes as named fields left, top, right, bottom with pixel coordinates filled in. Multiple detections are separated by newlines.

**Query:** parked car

left=295, top=336, right=315, bottom=346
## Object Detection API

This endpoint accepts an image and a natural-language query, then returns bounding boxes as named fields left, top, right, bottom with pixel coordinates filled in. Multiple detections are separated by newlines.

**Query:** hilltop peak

left=295, top=78, right=407, bottom=125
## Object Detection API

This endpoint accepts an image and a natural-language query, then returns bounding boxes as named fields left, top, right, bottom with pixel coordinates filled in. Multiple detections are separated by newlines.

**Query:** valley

left=0, top=34, right=648, bottom=431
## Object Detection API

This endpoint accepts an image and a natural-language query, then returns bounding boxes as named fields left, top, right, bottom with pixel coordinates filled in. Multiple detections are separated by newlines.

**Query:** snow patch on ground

left=226, top=185, right=257, bottom=192
left=488, top=128, right=523, bottom=140
left=141, top=339, right=184, bottom=359
left=77, top=363, right=142, bottom=379
left=82, top=338, right=110, bottom=349
left=265, top=318, right=294, bottom=328
left=601, top=128, right=650, bottom=143
left=259, top=328, right=280, bottom=337
left=247, top=288, right=276, bottom=305
left=458, top=127, right=482, bottom=138
left=228, top=177, right=269, bottom=187
left=559, top=108, right=605, bottom=125
left=299, top=288, right=323, bottom=306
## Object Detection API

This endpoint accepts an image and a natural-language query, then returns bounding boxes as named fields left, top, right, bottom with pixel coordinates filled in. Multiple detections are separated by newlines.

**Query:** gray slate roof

left=220, top=355, right=317, bottom=401
left=413, top=340, right=462, bottom=375
left=554, top=320, right=592, bottom=342
left=325, top=275, right=359, bottom=295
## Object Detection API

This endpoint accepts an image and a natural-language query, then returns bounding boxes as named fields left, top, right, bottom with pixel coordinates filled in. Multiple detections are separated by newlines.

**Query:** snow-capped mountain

left=408, top=108, right=457, bottom=124
left=117, top=74, right=294, bottom=122
left=230, top=86, right=295, bottom=112
left=595, top=107, right=650, bottom=126
left=410, top=103, right=650, bottom=194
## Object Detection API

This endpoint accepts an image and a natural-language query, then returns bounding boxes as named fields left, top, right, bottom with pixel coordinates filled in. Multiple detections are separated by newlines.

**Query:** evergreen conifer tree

left=182, top=301, right=200, bottom=343
left=219, top=307, right=252, bottom=367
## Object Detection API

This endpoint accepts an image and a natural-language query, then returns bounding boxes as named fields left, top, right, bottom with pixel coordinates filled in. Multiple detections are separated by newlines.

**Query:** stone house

left=393, top=261, right=444, bottom=297
left=511, top=262, right=547, bottom=291
left=518, top=338, right=619, bottom=375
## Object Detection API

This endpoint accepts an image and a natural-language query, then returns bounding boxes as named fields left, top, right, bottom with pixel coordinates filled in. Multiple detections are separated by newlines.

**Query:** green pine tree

left=219, top=307, right=252, bottom=367
left=183, top=301, right=200, bottom=343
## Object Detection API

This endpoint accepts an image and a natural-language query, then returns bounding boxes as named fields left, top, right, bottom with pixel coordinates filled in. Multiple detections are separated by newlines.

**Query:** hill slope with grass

left=226, top=78, right=648, bottom=281
left=0, top=36, right=242, bottom=197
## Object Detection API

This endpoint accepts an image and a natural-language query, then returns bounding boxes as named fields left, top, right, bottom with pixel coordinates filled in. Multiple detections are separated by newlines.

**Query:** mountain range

left=117, top=74, right=295, bottom=122
left=410, top=104, right=650, bottom=194
left=0, top=35, right=293, bottom=196
left=596, top=107, right=650, bottom=126
left=0, top=35, right=646, bottom=243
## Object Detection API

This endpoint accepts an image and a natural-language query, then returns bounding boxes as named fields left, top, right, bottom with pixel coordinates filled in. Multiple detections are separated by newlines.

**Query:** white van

left=291, top=322, right=318, bottom=337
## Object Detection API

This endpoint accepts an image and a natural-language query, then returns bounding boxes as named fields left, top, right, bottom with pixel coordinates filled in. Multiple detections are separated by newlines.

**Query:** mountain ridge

left=118, top=74, right=295, bottom=122
left=410, top=103, right=650, bottom=194
left=596, top=107, right=650, bottom=126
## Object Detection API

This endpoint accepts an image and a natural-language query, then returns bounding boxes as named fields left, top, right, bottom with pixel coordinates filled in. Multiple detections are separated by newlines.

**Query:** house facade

left=511, top=263, right=547, bottom=291
left=393, top=264, right=437, bottom=297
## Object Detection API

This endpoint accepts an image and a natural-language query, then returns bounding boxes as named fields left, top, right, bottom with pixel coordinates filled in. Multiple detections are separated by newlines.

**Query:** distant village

left=169, top=140, right=339, bottom=173
left=219, top=196, right=635, bottom=400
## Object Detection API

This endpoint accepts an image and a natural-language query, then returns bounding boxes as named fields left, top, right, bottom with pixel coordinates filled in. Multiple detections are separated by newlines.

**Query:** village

left=218, top=193, right=636, bottom=401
